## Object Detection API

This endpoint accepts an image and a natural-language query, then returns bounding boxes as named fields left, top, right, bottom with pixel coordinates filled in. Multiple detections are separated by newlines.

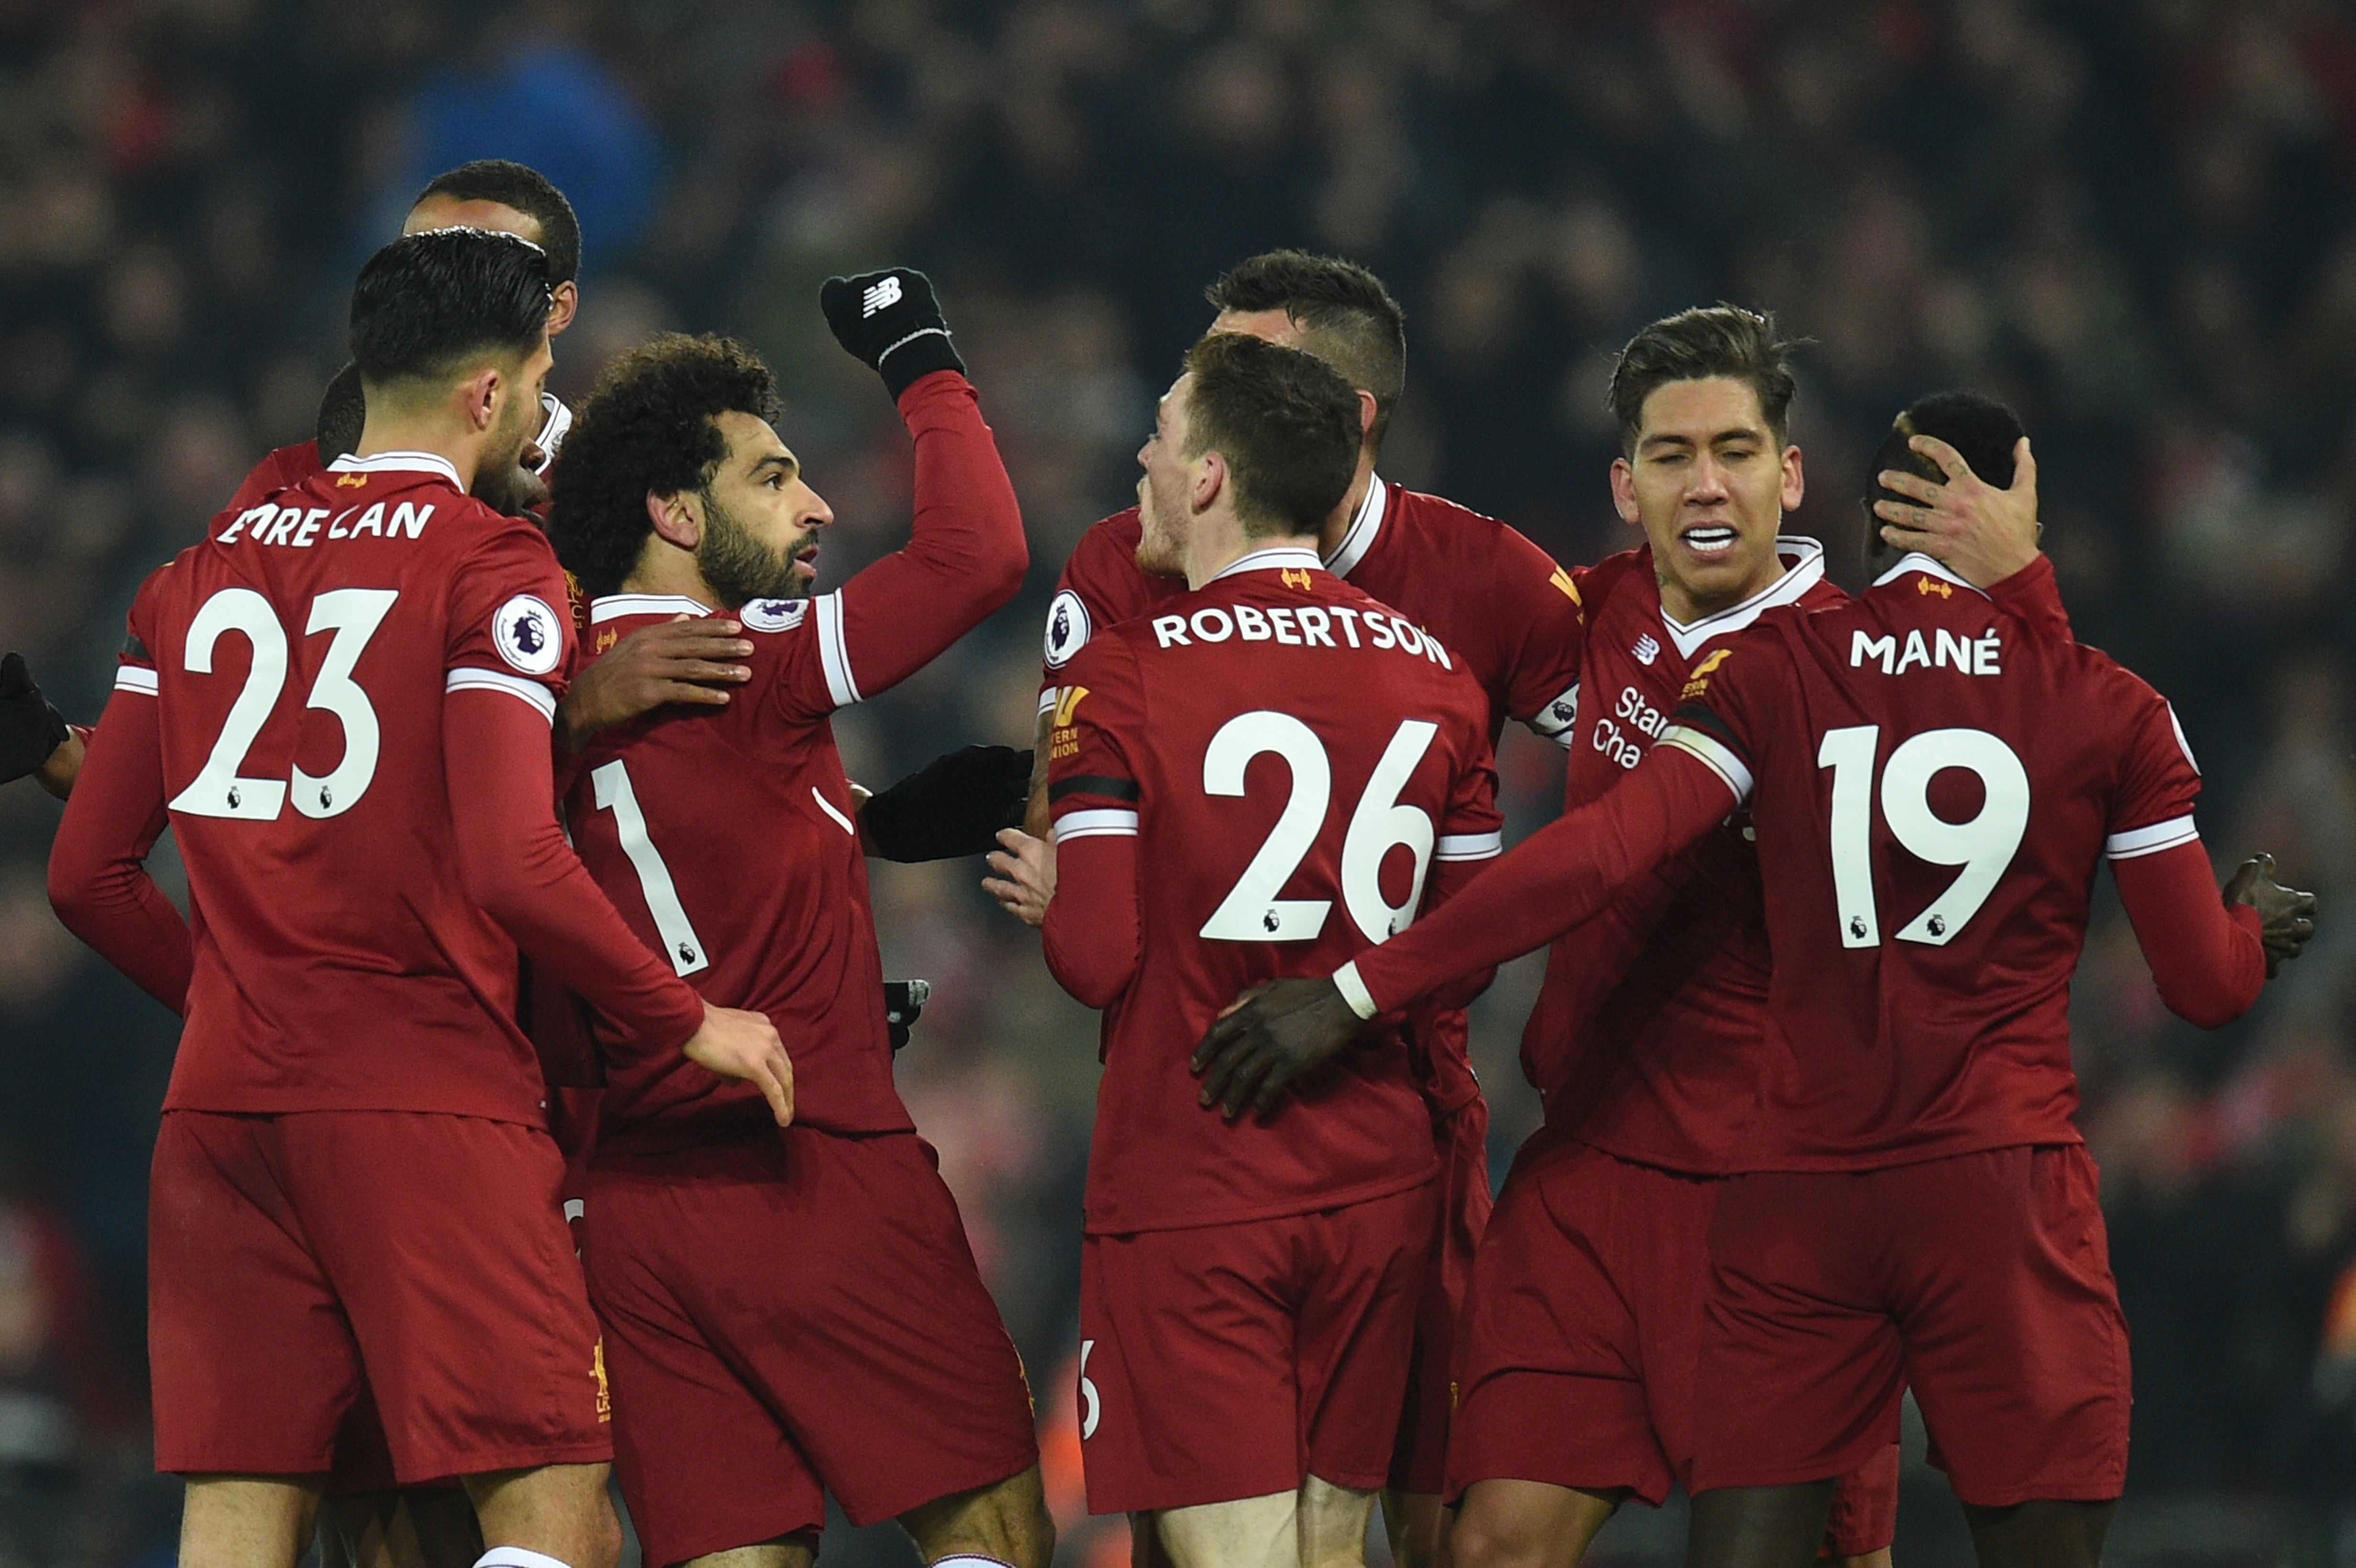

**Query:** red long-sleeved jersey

left=1343, top=553, right=2265, bottom=1172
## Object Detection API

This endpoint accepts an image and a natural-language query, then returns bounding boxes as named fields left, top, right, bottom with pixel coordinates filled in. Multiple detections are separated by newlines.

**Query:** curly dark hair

left=1606, top=304, right=1804, bottom=457
left=1864, top=390, right=2024, bottom=571
left=547, top=333, right=782, bottom=599
left=1205, top=250, right=1406, bottom=448
left=1183, top=330, right=1363, bottom=538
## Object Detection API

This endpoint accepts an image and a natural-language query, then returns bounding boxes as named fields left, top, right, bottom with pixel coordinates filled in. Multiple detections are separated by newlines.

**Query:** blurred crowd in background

left=2, top=0, right=2354, bottom=1563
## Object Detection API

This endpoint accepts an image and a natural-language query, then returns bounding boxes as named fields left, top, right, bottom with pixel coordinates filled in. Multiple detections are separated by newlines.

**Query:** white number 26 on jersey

left=1199, top=711, right=1439, bottom=946
left=1817, top=724, right=2030, bottom=948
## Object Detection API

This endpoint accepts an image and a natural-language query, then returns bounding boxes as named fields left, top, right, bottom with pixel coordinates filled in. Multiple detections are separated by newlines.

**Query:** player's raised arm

left=803, top=268, right=1028, bottom=706
left=45, top=623, right=193, bottom=1012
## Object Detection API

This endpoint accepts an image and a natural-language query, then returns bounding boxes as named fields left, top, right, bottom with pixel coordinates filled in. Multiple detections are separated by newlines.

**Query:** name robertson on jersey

left=215, top=499, right=437, bottom=548
left=1147, top=602, right=1454, bottom=669
left=1849, top=625, right=2004, bottom=676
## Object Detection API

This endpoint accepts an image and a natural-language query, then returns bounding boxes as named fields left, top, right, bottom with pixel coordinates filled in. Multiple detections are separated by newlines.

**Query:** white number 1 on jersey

left=589, top=760, right=711, bottom=977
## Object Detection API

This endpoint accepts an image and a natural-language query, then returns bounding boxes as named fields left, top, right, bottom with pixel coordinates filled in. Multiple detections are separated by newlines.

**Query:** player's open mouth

left=1681, top=525, right=1738, bottom=557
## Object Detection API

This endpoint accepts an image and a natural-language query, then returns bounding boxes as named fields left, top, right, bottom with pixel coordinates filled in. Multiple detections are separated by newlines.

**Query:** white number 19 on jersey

left=1818, top=724, right=2030, bottom=948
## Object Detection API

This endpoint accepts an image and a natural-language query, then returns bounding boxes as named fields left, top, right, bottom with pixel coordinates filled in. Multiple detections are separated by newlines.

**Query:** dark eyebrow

left=751, top=452, right=798, bottom=482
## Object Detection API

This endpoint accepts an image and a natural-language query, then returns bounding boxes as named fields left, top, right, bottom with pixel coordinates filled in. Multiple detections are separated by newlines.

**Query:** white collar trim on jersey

left=1658, top=535, right=1826, bottom=659
left=328, top=450, right=463, bottom=489
left=590, top=592, right=714, bottom=623
left=1321, top=474, right=1386, bottom=579
left=1209, top=546, right=1324, bottom=583
left=1872, top=550, right=1989, bottom=599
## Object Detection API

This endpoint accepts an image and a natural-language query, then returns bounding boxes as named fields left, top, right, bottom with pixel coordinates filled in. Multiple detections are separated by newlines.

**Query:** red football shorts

left=1391, top=1096, right=1492, bottom=1495
left=148, top=1110, right=610, bottom=1483
left=583, top=1128, right=1038, bottom=1567
left=1078, top=1177, right=1437, bottom=1514
left=1694, top=1143, right=2130, bottom=1507
left=1446, top=1132, right=1896, bottom=1555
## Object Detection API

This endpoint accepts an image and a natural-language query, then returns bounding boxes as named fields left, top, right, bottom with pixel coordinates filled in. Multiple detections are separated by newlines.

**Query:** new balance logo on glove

left=862, top=277, right=904, bottom=316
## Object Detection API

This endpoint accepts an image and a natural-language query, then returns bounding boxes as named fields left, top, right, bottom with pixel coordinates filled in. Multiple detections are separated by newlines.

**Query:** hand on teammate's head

left=2224, top=853, right=2318, bottom=979
left=1873, top=435, right=2040, bottom=588
left=819, top=268, right=965, bottom=400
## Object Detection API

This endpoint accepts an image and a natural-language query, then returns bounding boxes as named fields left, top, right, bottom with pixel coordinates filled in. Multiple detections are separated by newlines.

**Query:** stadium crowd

left=0, top=0, right=2352, bottom=1562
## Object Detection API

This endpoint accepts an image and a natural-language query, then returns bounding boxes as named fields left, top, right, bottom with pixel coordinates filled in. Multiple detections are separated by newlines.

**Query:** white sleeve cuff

left=814, top=592, right=860, bottom=708
left=1659, top=725, right=1753, bottom=805
left=446, top=667, right=557, bottom=722
left=114, top=665, right=159, bottom=696
left=2105, top=815, right=2199, bottom=860
left=1053, top=808, right=1139, bottom=842
left=1332, top=960, right=1380, bottom=1021
left=1435, top=830, right=1504, bottom=861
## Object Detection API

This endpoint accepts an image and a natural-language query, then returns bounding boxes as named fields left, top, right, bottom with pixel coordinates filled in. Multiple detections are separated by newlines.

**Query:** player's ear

left=1355, top=389, right=1378, bottom=445
left=1609, top=456, right=1641, bottom=526
left=547, top=281, right=580, bottom=337
left=645, top=488, right=702, bottom=551
left=1192, top=449, right=1226, bottom=515
left=458, top=365, right=502, bottom=434
left=1780, top=443, right=1805, bottom=513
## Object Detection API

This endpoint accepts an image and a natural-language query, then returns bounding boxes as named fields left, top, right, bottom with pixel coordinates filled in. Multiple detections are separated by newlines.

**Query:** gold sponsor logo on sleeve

left=591, top=1338, right=611, bottom=1422
left=1550, top=567, right=1582, bottom=607
left=1050, top=685, right=1090, bottom=760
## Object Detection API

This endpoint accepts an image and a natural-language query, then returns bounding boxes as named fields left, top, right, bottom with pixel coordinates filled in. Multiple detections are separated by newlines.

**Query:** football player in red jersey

left=1198, top=391, right=2317, bottom=1568
left=995, top=252, right=1585, bottom=1568
left=46, top=229, right=793, bottom=1568
left=13, top=161, right=751, bottom=806
left=1042, top=331, right=1503, bottom=1568
left=541, top=282, right=1053, bottom=1568
left=1388, top=310, right=2056, bottom=1568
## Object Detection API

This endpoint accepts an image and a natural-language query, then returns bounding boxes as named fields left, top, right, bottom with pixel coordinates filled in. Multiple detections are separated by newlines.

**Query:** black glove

left=863, top=745, right=1033, bottom=862
left=0, top=653, right=70, bottom=787
left=819, top=268, right=965, bottom=400
left=884, top=980, right=931, bottom=1052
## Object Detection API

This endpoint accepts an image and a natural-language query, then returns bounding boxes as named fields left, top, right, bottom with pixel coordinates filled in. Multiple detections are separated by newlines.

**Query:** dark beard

left=698, top=487, right=804, bottom=606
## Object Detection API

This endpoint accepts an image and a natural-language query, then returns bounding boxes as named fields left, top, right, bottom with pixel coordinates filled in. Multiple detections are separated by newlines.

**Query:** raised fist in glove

left=819, top=268, right=965, bottom=400
left=0, top=652, right=70, bottom=788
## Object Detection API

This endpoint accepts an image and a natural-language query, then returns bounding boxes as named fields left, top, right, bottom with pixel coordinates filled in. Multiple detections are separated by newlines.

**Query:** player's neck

left=1184, top=517, right=1317, bottom=590
left=620, top=546, right=721, bottom=612
left=1315, top=453, right=1379, bottom=559
left=352, top=412, right=480, bottom=492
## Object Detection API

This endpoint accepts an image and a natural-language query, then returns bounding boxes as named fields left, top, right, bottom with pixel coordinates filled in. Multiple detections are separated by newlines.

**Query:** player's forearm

left=1350, top=748, right=1729, bottom=1013
left=1416, top=854, right=1500, bottom=1011
left=2112, top=839, right=2267, bottom=1027
left=1041, top=832, right=1139, bottom=1008
left=45, top=698, right=191, bottom=1012
left=835, top=372, right=1029, bottom=697
left=1986, top=554, right=2072, bottom=643
left=444, top=691, right=706, bottom=1050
